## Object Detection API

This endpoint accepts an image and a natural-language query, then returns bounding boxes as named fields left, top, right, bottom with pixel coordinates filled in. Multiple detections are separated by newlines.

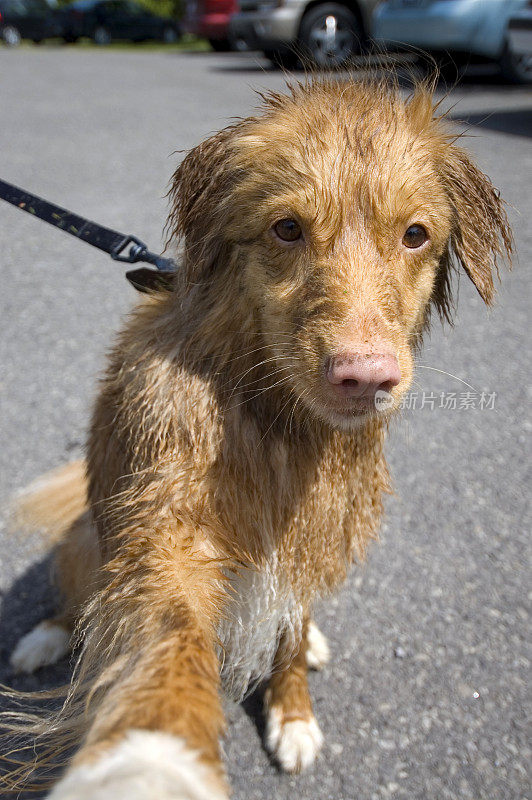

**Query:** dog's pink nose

left=326, top=352, right=401, bottom=399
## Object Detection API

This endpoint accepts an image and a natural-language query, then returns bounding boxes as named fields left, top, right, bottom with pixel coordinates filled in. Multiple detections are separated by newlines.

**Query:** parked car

left=373, top=0, right=531, bottom=84
left=0, top=0, right=59, bottom=45
left=230, top=0, right=380, bottom=67
left=507, top=1, right=532, bottom=82
left=183, top=0, right=237, bottom=51
left=59, top=0, right=180, bottom=45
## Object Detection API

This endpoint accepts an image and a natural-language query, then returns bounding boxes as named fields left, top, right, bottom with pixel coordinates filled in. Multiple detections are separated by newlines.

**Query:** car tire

left=209, top=38, right=231, bottom=52
left=500, top=42, right=532, bottom=85
left=299, top=3, right=361, bottom=69
left=93, top=25, right=111, bottom=45
left=263, top=48, right=299, bottom=69
left=2, top=25, right=22, bottom=46
left=163, top=26, right=179, bottom=44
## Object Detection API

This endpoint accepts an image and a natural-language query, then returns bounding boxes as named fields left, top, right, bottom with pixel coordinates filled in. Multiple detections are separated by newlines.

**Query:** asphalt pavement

left=0, top=48, right=530, bottom=800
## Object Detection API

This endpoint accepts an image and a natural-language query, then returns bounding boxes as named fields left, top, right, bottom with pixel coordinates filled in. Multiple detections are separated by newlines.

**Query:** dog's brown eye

left=402, top=224, right=428, bottom=249
left=273, top=218, right=302, bottom=242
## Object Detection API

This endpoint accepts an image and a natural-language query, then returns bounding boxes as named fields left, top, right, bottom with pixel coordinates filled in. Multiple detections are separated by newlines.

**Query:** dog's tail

left=12, top=459, right=89, bottom=542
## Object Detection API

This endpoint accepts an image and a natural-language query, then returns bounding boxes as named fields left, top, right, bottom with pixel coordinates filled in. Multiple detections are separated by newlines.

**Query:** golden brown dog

left=5, top=76, right=511, bottom=799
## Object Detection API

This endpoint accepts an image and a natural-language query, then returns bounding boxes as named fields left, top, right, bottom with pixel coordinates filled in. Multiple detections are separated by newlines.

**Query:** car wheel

left=263, top=48, right=299, bottom=69
left=2, top=25, right=22, bottom=46
left=209, top=38, right=231, bottom=52
left=500, top=42, right=532, bottom=85
left=93, top=26, right=111, bottom=45
left=299, top=3, right=361, bottom=69
left=163, top=26, right=179, bottom=44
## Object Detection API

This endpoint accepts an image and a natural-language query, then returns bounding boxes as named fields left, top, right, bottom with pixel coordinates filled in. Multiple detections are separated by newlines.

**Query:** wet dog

left=7, top=76, right=511, bottom=799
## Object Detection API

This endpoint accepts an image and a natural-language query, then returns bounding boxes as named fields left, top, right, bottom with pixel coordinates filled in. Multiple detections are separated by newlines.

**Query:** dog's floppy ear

left=165, top=126, right=240, bottom=279
left=437, top=146, right=512, bottom=316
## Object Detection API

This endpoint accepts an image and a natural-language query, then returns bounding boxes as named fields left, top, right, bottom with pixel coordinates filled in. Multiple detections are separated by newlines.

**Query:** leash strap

left=0, top=178, right=176, bottom=292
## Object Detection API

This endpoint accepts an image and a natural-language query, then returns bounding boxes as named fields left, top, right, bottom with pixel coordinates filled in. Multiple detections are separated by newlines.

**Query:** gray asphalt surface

left=0, top=48, right=530, bottom=800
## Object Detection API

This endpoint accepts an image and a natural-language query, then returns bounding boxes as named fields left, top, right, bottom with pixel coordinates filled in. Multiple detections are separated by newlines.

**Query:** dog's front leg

left=47, top=562, right=229, bottom=799
left=264, top=618, right=324, bottom=773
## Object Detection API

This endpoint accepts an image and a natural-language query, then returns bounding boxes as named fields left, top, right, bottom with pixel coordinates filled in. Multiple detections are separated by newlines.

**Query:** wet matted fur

left=1, top=75, right=511, bottom=797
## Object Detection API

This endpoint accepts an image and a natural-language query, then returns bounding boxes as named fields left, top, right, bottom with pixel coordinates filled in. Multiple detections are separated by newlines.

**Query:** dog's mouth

left=299, top=382, right=401, bottom=430
left=324, top=392, right=396, bottom=420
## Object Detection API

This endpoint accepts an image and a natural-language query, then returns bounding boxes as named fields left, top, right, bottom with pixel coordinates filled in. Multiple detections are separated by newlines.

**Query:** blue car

left=373, top=0, right=531, bottom=83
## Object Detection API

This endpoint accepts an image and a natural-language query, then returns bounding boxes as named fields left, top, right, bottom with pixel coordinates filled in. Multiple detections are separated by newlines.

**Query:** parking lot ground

left=0, top=48, right=531, bottom=800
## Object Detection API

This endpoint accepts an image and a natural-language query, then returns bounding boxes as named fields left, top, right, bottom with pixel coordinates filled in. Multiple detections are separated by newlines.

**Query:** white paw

left=266, top=707, right=324, bottom=773
left=46, top=731, right=227, bottom=800
left=10, top=621, right=70, bottom=674
left=306, top=621, right=330, bottom=670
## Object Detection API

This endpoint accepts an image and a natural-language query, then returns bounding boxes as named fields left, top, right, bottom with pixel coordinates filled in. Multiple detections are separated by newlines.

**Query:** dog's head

left=167, top=79, right=512, bottom=431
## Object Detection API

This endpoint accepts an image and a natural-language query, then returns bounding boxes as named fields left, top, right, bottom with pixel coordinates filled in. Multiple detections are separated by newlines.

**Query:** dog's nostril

left=326, top=352, right=401, bottom=397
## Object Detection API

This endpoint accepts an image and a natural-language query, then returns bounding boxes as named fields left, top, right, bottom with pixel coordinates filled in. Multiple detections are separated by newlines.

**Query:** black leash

left=0, top=178, right=176, bottom=293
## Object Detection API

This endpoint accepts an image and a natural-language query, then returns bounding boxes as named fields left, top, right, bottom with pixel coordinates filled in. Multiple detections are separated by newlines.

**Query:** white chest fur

left=217, top=555, right=302, bottom=701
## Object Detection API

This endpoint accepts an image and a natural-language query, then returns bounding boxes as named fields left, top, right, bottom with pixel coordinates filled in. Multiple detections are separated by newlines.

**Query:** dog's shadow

left=0, top=549, right=72, bottom=696
left=0, top=551, right=74, bottom=795
left=241, top=685, right=266, bottom=740
left=229, top=683, right=284, bottom=769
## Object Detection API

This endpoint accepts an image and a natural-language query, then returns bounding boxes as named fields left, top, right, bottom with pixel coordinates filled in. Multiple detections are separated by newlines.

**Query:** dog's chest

left=216, top=556, right=302, bottom=701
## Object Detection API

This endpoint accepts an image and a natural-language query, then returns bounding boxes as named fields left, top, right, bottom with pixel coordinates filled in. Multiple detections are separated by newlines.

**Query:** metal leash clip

left=0, top=178, right=177, bottom=293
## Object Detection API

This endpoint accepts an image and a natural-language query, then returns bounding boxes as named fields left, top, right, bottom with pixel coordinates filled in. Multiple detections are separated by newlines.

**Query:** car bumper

left=229, top=5, right=302, bottom=51
left=183, top=12, right=230, bottom=39
left=508, top=12, right=532, bottom=56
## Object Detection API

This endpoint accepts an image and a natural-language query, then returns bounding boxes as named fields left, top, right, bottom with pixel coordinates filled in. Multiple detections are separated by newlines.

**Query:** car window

left=24, top=0, right=50, bottom=12
left=126, top=2, right=145, bottom=16
left=70, top=0, right=98, bottom=9
left=102, top=0, right=127, bottom=12
left=2, top=0, right=28, bottom=14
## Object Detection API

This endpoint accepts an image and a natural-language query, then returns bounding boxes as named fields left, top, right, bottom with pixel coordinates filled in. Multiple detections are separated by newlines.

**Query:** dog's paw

left=305, top=621, right=330, bottom=670
left=266, top=707, right=324, bottom=773
left=46, top=731, right=227, bottom=800
left=10, top=621, right=70, bottom=674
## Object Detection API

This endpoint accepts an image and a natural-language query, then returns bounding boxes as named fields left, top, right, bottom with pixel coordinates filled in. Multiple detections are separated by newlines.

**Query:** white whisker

left=415, top=365, right=479, bottom=392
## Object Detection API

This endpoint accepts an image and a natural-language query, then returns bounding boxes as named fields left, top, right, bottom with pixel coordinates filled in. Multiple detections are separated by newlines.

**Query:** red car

left=183, top=0, right=237, bottom=50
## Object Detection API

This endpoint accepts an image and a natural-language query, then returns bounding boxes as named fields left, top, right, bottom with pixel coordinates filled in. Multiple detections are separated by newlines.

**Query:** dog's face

left=169, top=80, right=511, bottom=431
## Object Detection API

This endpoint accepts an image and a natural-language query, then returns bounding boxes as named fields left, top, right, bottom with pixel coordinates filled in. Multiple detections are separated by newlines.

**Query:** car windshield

left=124, top=2, right=145, bottom=16
left=69, top=0, right=99, bottom=10
left=25, top=0, right=50, bottom=10
left=0, top=0, right=28, bottom=12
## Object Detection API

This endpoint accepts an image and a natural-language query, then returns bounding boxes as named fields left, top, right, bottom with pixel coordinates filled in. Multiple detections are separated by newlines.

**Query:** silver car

left=230, top=0, right=380, bottom=68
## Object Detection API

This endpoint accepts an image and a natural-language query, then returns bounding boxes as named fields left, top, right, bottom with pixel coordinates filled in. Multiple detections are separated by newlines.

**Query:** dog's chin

left=316, top=403, right=380, bottom=432
left=306, top=396, right=394, bottom=433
